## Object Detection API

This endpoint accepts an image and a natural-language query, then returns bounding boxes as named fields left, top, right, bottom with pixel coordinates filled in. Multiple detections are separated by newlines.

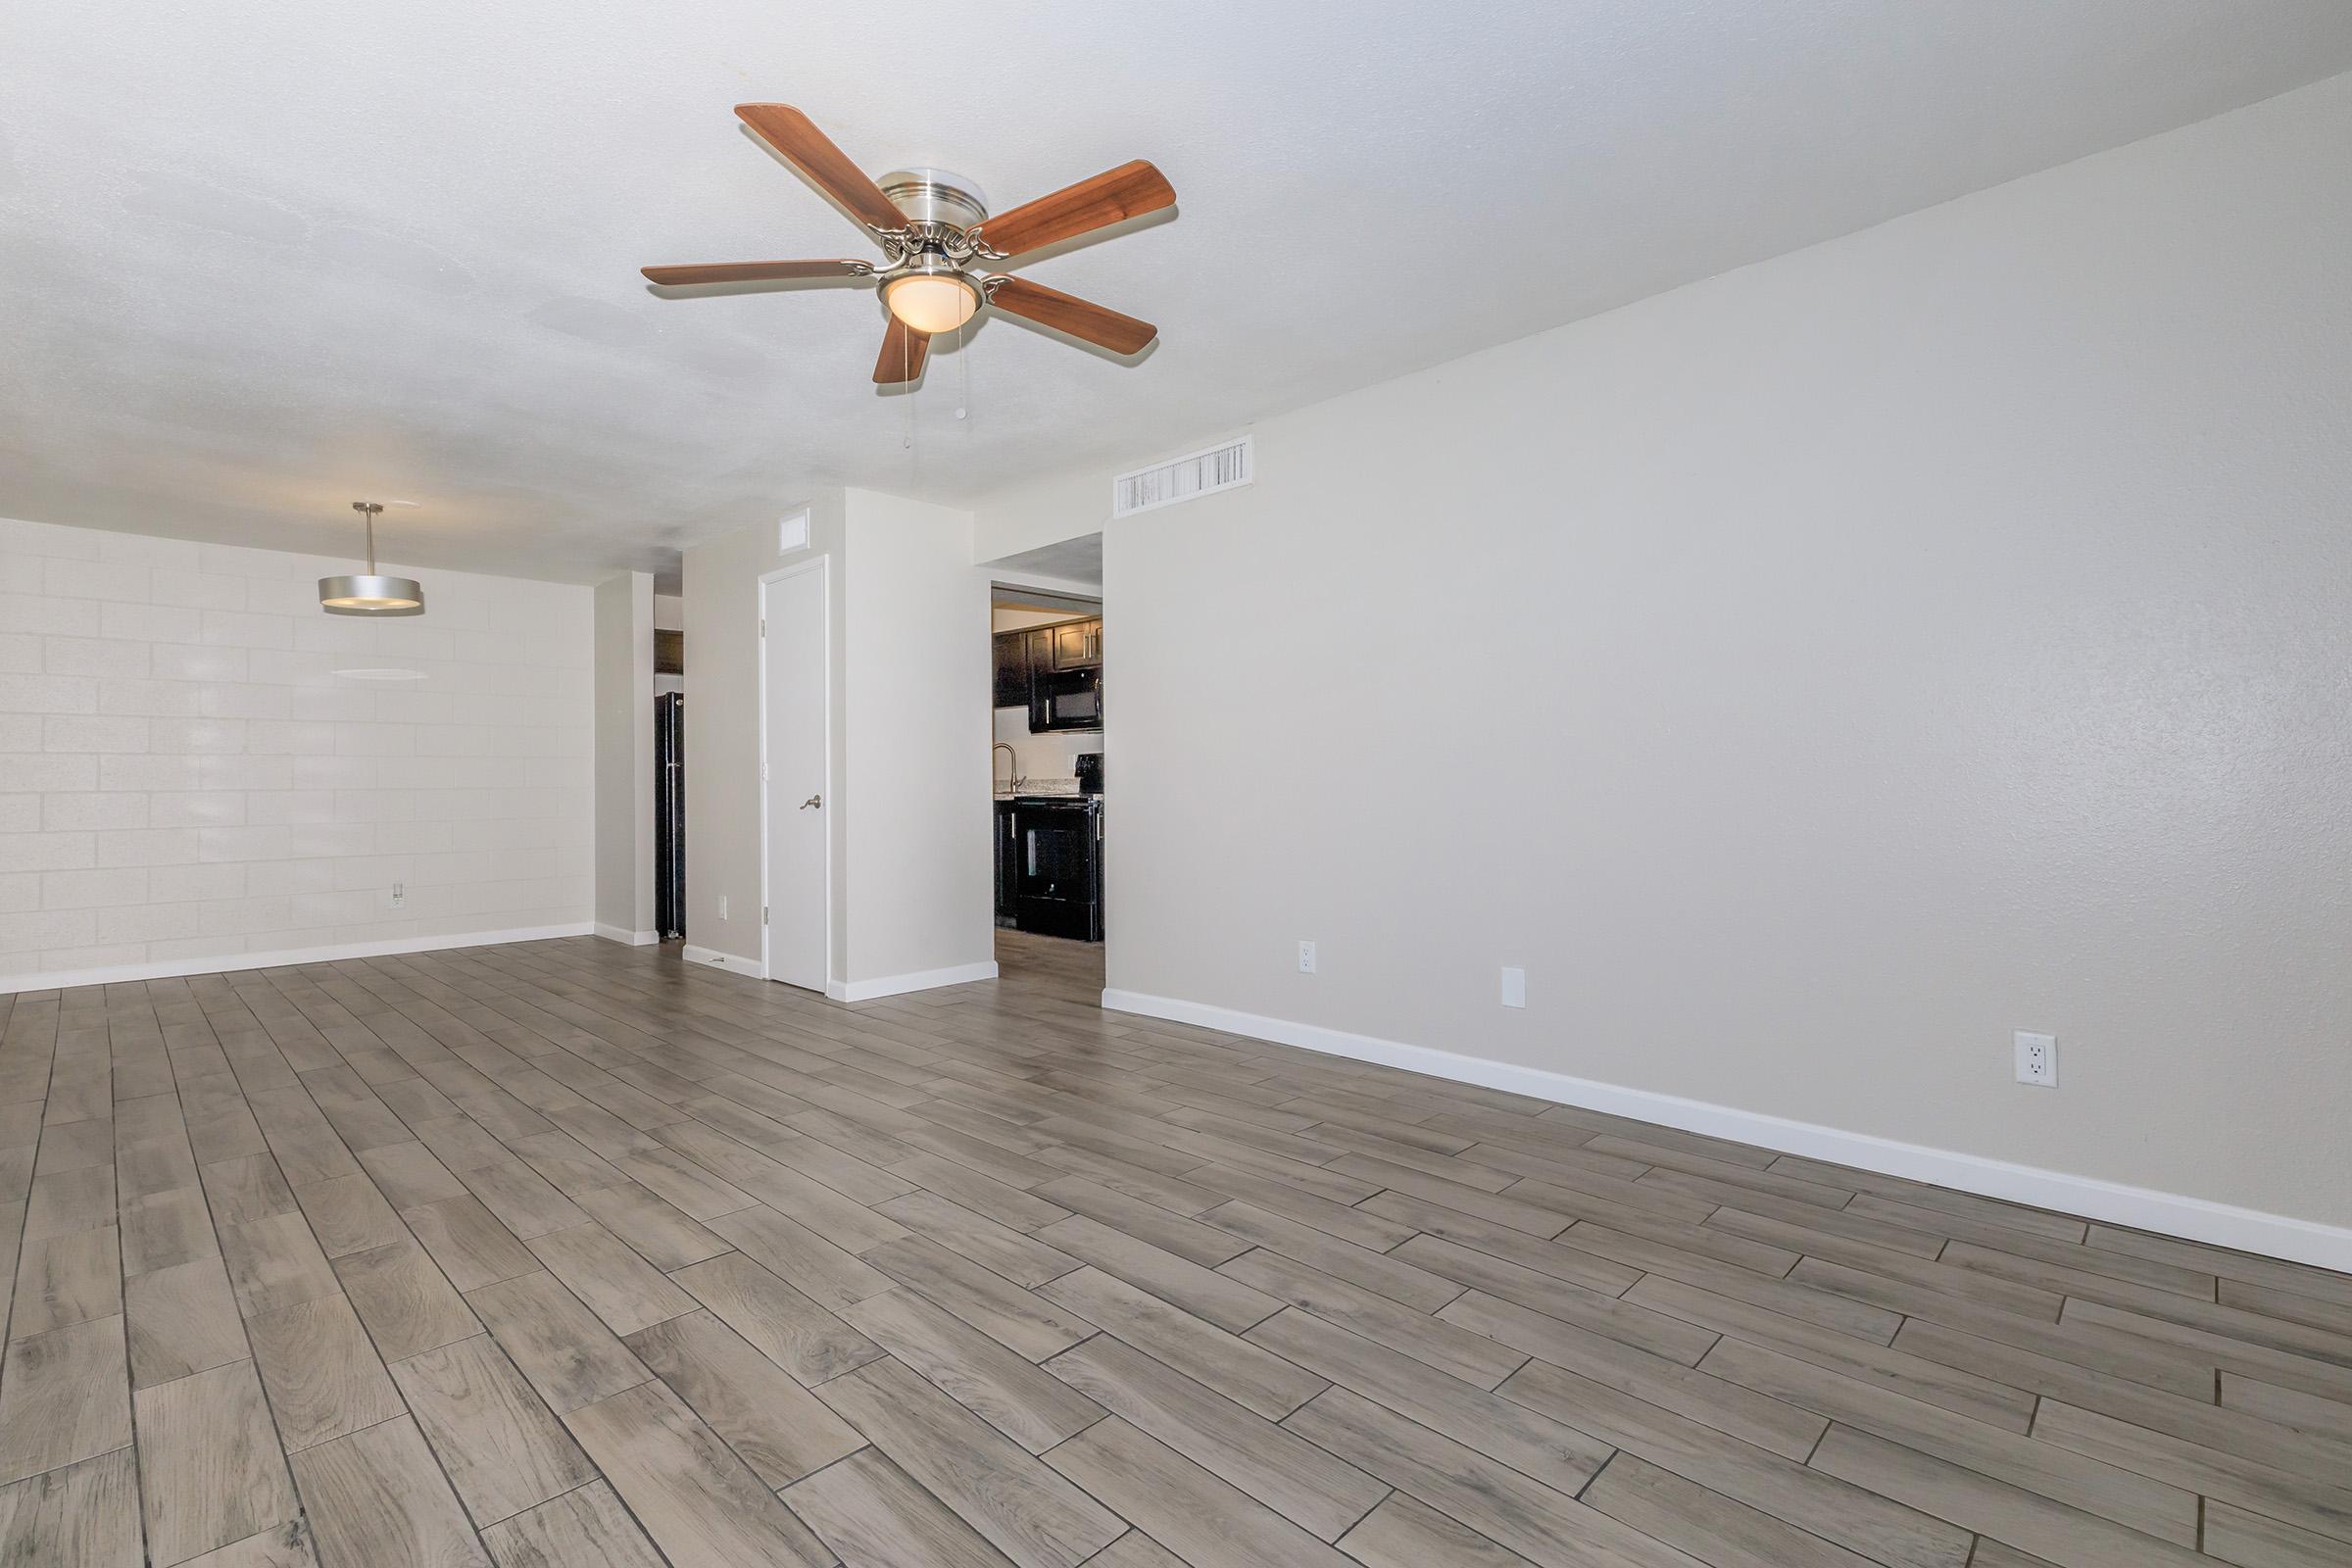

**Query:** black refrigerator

left=655, top=693, right=685, bottom=940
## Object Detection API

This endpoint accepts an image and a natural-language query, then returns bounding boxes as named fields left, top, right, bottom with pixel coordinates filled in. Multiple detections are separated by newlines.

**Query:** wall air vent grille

left=1111, top=435, right=1254, bottom=518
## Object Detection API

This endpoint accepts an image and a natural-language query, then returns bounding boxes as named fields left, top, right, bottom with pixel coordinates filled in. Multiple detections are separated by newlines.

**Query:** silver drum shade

left=318, top=572, right=425, bottom=614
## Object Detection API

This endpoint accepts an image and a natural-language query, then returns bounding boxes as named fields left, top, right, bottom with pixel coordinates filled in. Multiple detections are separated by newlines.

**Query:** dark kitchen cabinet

left=996, top=616, right=1103, bottom=729
left=1011, top=798, right=1102, bottom=941
left=991, top=631, right=1029, bottom=709
left=1051, top=618, right=1102, bottom=669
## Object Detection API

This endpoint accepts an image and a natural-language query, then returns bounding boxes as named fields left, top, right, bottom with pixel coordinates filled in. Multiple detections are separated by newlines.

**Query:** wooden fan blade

left=734, top=104, right=906, bottom=232
left=974, top=160, right=1175, bottom=258
left=987, top=275, right=1156, bottom=355
left=874, top=316, right=931, bottom=383
left=641, top=260, right=867, bottom=285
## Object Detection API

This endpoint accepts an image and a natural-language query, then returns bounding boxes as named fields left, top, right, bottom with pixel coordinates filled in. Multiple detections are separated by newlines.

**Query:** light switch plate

left=1500, top=966, right=1526, bottom=1008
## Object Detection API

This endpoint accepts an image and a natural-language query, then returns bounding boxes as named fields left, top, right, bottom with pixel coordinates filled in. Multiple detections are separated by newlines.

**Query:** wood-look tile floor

left=1, top=930, right=2348, bottom=1568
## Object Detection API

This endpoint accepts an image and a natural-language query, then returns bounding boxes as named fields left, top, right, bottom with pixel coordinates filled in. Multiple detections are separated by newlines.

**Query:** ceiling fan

left=642, top=104, right=1175, bottom=384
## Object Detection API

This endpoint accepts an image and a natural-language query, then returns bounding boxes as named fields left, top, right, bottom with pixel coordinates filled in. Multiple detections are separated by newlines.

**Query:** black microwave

left=1030, top=666, right=1101, bottom=732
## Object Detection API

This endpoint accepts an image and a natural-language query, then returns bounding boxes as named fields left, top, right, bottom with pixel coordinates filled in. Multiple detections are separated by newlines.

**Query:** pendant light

left=318, top=501, right=425, bottom=615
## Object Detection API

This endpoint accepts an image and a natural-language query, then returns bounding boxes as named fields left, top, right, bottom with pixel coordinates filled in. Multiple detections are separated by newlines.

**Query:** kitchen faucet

left=993, top=742, right=1020, bottom=795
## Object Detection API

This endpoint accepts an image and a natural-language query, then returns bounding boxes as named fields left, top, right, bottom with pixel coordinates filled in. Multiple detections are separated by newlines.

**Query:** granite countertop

left=996, top=777, right=1082, bottom=799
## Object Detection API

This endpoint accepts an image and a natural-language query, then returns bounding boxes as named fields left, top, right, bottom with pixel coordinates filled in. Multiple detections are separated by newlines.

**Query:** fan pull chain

left=956, top=310, right=970, bottom=424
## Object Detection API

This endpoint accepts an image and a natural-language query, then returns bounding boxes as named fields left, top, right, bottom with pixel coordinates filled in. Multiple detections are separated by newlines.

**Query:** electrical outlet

left=1499, top=966, right=1526, bottom=1008
left=388, top=881, right=406, bottom=910
left=719, top=895, right=729, bottom=921
left=2014, top=1030, right=2057, bottom=1087
left=1297, top=940, right=1317, bottom=975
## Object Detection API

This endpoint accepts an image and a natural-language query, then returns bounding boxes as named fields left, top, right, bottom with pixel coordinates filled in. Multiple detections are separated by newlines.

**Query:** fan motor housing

left=877, top=169, right=988, bottom=230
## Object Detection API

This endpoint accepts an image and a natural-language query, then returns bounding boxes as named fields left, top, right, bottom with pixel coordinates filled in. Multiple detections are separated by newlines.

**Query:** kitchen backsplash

left=993, top=706, right=1096, bottom=786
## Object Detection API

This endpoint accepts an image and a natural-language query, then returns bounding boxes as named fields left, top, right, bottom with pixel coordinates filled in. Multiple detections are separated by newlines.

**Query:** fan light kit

left=318, top=501, right=425, bottom=616
left=642, top=106, right=1176, bottom=384
left=881, top=266, right=980, bottom=335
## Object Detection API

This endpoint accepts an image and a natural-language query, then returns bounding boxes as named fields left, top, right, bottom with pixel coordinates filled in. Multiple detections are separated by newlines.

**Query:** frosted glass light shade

left=883, top=272, right=980, bottom=334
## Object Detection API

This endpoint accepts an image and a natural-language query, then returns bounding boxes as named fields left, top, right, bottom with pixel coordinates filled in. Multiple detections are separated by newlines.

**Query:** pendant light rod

left=354, top=501, right=382, bottom=573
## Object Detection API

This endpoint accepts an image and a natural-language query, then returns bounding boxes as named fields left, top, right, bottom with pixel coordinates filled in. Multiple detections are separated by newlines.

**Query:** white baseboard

left=1102, top=987, right=2352, bottom=1274
left=682, top=944, right=763, bottom=978
left=828, top=960, right=1000, bottom=1004
left=1, top=922, right=596, bottom=997
left=594, top=924, right=660, bottom=947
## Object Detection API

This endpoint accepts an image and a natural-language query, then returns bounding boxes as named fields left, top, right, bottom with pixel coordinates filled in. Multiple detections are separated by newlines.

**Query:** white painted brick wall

left=0, top=514, right=594, bottom=986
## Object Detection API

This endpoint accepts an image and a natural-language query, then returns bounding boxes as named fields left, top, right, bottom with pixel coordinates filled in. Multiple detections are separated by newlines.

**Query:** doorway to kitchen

left=990, top=583, right=1104, bottom=985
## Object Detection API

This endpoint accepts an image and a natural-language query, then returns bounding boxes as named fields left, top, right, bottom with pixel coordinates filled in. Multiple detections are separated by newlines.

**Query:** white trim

left=1, top=922, right=595, bottom=997
left=1101, top=988, right=2352, bottom=1274
left=827, top=961, right=1000, bottom=1004
left=594, top=924, right=659, bottom=947
left=758, top=556, right=834, bottom=996
left=681, top=944, right=762, bottom=977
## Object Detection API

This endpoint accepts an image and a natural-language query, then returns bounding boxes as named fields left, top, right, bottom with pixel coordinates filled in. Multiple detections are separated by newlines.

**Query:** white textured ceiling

left=989, top=534, right=1104, bottom=590
left=5, top=2, right=2350, bottom=590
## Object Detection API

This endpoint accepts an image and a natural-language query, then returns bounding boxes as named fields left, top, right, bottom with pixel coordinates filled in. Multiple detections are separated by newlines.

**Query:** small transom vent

left=1112, top=435, right=1254, bottom=518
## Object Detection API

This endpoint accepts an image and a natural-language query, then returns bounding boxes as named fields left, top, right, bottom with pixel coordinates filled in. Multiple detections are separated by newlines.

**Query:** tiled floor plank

left=244, top=1293, right=407, bottom=1450
left=133, top=1359, right=300, bottom=1566
left=465, top=1270, right=650, bottom=1414
left=388, top=1334, right=597, bottom=1528
left=0, top=1446, right=143, bottom=1568
left=816, top=1356, right=1125, bottom=1568
left=521, top=1220, right=697, bottom=1335
left=1807, top=1425, right=2205, bottom=1568
left=783, top=1446, right=1023, bottom=1568
left=477, top=1481, right=664, bottom=1568
left=333, top=1239, right=482, bottom=1359
left=1283, top=1387, right=1696, bottom=1568
left=1043, top=1267, right=1321, bottom=1419
left=289, top=1414, right=490, bottom=1568
left=623, top=1307, right=866, bottom=1487
left=1044, top=1333, right=1384, bottom=1541
left=844, top=1285, right=1104, bottom=1452
left=562, top=1379, right=832, bottom=1568
left=1043, top=1415, right=1356, bottom=1568
left=0, top=1313, right=133, bottom=1485
left=669, top=1250, right=886, bottom=1385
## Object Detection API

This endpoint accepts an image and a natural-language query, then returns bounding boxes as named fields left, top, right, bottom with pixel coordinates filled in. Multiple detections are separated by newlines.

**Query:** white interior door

left=760, top=562, right=828, bottom=991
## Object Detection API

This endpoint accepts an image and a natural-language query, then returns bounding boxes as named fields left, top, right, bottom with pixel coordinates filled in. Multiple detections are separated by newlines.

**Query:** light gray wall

left=592, top=571, right=654, bottom=938
left=683, top=489, right=992, bottom=987
left=684, top=494, right=847, bottom=970
left=841, top=490, right=997, bottom=982
left=0, top=516, right=593, bottom=987
left=971, top=74, right=2352, bottom=1233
